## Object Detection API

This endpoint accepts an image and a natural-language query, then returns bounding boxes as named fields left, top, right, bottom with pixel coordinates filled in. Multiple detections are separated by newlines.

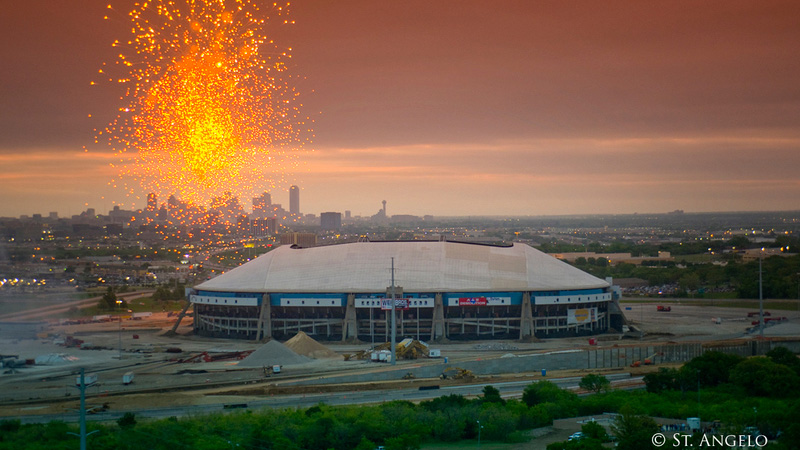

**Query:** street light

left=477, top=420, right=483, bottom=448
left=116, top=299, right=123, bottom=359
left=759, top=249, right=764, bottom=337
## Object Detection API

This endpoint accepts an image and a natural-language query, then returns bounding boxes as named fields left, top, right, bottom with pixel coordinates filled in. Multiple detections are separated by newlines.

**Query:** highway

left=14, top=373, right=642, bottom=424
left=0, top=291, right=154, bottom=322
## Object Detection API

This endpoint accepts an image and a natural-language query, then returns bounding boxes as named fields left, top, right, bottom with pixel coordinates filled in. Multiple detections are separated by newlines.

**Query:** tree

left=611, top=409, right=659, bottom=450
left=579, top=374, right=610, bottom=394
left=353, top=436, right=377, bottom=450
left=643, top=368, right=678, bottom=394
left=766, top=346, right=800, bottom=375
left=100, top=286, right=118, bottom=309
left=729, top=356, right=800, bottom=397
left=522, top=381, right=579, bottom=419
left=522, top=380, right=572, bottom=407
left=683, top=351, right=743, bottom=387
left=678, top=273, right=701, bottom=293
left=481, top=385, right=505, bottom=404
left=581, top=420, right=609, bottom=442
left=117, top=412, right=136, bottom=429
left=546, top=439, right=605, bottom=450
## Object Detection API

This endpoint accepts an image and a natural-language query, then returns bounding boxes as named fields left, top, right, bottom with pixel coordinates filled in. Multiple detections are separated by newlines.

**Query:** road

left=14, top=373, right=642, bottom=424
left=0, top=291, right=154, bottom=322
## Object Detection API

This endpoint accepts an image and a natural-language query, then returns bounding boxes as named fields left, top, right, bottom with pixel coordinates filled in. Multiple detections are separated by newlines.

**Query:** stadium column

left=431, top=293, right=445, bottom=341
left=520, top=292, right=534, bottom=340
left=256, top=294, right=272, bottom=341
left=343, top=293, right=357, bottom=342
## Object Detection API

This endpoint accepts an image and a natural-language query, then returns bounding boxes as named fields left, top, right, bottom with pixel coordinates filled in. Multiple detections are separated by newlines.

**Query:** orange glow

left=96, top=0, right=312, bottom=210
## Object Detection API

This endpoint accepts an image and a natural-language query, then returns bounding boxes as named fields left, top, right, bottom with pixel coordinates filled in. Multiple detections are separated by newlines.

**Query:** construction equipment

left=263, top=365, right=282, bottom=377
left=166, top=300, right=193, bottom=335
left=86, top=403, right=110, bottom=414
left=348, top=339, right=432, bottom=362
left=631, top=352, right=662, bottom=367
left=343, top=349, right=372, bottom=361
left=439, top=367, right=475, bottom=380
left=396, top=339, right=430, bottom=359
left=643, top=352, right=660, bottom=365
left=179, top=351, right=252, bottom=363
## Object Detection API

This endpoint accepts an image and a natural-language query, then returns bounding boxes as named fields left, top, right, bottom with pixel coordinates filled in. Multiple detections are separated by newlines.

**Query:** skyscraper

left=320, top=212, right=342, bottom=231
left=252, top=191, right=272, bottom=217
left=289, top=185, right=300, bottom=215
left=146, top=193, right=157, bottom=213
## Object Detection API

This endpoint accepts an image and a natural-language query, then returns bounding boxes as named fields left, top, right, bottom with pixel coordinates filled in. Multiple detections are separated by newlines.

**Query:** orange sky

left=1, top=1, right=799, bottom=218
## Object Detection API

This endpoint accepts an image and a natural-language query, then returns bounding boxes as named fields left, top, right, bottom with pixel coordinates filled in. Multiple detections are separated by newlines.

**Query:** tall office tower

left=146, top=193, right=157, bottom=212
left=320, top=212, right=342, bottom=231
left=289, top=185, right=300, bottom=215
left=252, top=191, right=272, bottom=216
left=382, top=200, right=387, bottom=216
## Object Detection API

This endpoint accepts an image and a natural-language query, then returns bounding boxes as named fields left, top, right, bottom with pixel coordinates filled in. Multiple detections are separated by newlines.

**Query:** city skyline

left=2, top=1, right=799, bottom=218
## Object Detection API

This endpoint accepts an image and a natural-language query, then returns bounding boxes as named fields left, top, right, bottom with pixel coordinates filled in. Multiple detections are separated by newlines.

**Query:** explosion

left=95, top=0, right=311, bottom=208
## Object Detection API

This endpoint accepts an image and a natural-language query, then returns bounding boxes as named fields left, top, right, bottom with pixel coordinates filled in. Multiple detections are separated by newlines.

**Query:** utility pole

left=68, top=368, right=98, bottom=450
left=390, top=257, right=396, bottom=366
left=759, top=250, right=764, bottom=337
left=117, top=299, right=123, bottom=359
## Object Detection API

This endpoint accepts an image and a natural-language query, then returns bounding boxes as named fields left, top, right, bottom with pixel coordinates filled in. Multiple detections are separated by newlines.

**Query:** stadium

left=189, top=240, right=622, bottom=341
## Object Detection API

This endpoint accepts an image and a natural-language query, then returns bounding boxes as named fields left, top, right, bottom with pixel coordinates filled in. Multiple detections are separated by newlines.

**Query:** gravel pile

left=285, top=331, right=339, bottom=359
left=237, top=340, right=311, bottom=367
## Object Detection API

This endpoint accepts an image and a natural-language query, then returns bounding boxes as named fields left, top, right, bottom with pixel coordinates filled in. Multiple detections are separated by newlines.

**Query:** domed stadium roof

left=195, top=241, right=609, bottom=294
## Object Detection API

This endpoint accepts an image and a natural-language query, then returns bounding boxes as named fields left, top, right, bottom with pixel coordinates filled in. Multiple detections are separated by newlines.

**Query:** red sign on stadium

left=458, top=297, right=487, bottom=306
left=381, top=298, right=410, bottom=310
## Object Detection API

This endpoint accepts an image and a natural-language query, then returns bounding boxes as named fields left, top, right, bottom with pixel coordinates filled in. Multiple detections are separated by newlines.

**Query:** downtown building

left=189, top=240, right=621, bottom=341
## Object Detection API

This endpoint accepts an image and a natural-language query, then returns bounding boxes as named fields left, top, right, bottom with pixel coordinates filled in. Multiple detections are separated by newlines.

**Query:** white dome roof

left=195, top=241, right=609, bottom=293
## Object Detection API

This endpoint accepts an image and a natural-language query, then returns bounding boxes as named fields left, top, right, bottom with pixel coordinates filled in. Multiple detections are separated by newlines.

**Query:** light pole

left=390, top=257, right=397, bottom=366
left=758, top=249, right=764, bottom=337
left=477, top=420, right=483, bottom=448
left=68, top=368, right=99, bottom=450
left=116, top=299, right=123, bottom=359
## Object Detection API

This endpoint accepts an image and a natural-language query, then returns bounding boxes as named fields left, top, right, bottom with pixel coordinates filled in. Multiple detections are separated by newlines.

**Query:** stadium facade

left=189, top=240, right=621, bottom=341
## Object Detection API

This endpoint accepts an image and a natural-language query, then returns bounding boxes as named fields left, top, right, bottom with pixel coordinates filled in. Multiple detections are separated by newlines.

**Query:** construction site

left=2, top=297, right=800, bottom=426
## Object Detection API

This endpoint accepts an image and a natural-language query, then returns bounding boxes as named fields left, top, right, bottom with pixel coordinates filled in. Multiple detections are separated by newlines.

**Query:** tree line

left=2, top=348, right=800, bottom=449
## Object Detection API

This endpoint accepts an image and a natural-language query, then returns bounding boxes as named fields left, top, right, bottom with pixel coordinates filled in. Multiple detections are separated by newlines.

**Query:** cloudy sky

left=1, top=1, right=798, bottom=218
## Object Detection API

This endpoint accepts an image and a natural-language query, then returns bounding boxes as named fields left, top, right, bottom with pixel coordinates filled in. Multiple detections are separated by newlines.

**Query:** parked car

left=568, top=432, right=585, bottom=441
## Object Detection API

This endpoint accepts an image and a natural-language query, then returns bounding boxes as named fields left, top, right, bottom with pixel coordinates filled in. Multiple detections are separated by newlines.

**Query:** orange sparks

left=97, top=0, right=311, bottom=210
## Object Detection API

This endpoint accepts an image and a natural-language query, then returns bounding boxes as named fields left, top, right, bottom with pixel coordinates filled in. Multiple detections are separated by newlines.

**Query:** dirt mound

left=285, top=331, right=339, bottom=359
left=237, top=340, right=311, bottom=367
